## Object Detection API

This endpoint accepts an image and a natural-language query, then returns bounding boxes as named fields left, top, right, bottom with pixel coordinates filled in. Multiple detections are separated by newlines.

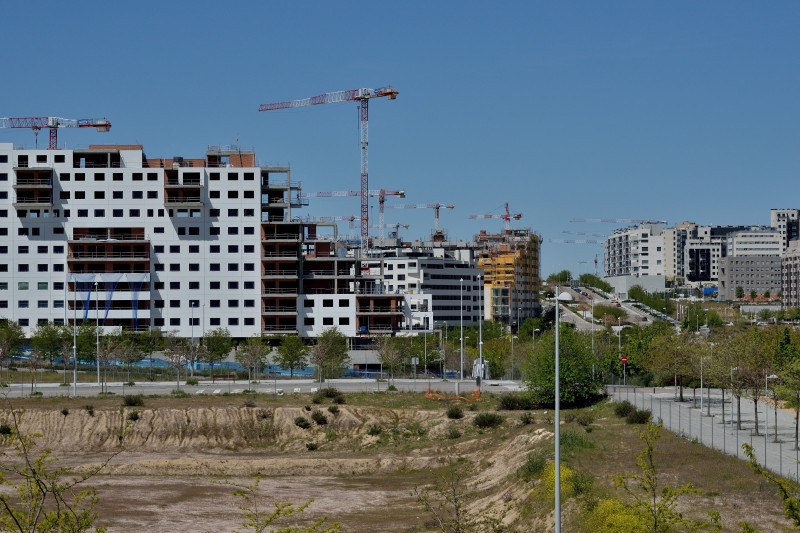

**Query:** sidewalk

left=606, top=385, right=800, bottom=482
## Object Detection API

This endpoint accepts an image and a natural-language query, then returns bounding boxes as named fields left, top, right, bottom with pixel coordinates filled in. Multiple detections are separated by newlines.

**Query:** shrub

left=321, top=387, right=341, bottom=398
left=122, top=395, right=144, bottom=407
left=306, top=442, right=318, bottom=451
left=576, top=412, right=595, bottom=427
left=520, top=412, right=535, bottom=425
left=387, top=385, right=398, bottom=392
left=626, top=409, right=651, bottom=425
left=84, top=405, right=95, bottom=417
left=311, top=411, right=328, bottom=425
left=563, top=412, right=577, bottom=423
left=303, top=405, right=312, bottom=412
left=614, top=400, right=636, bottom=418
left=171, top=389, right=189, bottom=398
left=60, top=408, right=69, bottom=416
left=446, top=425, right=462, bottom=440
left=185, top=378, right=199, bottom=386
left=473, top=413, right=503, bottom=429
left=446, top=404, right=464, bottom=420
left=560, top=429, right=594, bottom=452
left=327, top=405, right=339, bottom=415
left=127, top=411, right=139, bottom=421
left=332, top=394, right=346, bottom=404
left=0, top=424, right=11, bottom=435
left=518, top=451, right=548, bottom=481
left=571, top=470, right=594, bottom=495
left=311, top=396, right=322, bottom=404
left=367, top=425, right=382, bottom=436
left=30, top=392, right=42, bottom=397
left=497, top=393, right=536, bottom=411
left=468, top=403, right=478, bottom=411
left=124, top=381, right=135, bottom=387
left=242, top=400, right=256, bottom=408
left=294, top=416, right=311, bottom=429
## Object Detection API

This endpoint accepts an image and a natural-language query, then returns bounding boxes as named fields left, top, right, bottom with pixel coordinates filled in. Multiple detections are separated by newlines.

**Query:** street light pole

left=478, top=276, right=484, bottom=390
left=72, top=279, right=77, bottom=398
left=555, top=285, right=561, bottom=533
left=618, top=316, right=624, bottom=385
left=95, top=281, right=100, bottom=387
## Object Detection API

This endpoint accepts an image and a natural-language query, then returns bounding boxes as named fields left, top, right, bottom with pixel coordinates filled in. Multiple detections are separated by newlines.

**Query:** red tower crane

left=0, top=117, right=111, bottom=149
left=385, top=203, right=455, bottom=234
left=470, top=203, right=522, bottom=237
left=259, top=86, right=398, bottom=245
left=298, top=189, right=405, bottom=240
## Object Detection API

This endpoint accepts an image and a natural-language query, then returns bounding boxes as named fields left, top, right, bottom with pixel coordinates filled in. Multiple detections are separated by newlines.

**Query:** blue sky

left=2, top=2, right=799, bottom=276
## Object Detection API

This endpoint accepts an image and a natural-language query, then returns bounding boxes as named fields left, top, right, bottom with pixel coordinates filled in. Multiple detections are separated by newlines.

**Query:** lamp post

left=478, top=275, right=484, bottom=390
left=510, top=335, right=518, bottom=380
left=459, top=278, right=464, bottom=382
left=618, top=316, right=624, bottom=385
left=72, top=279, right=77, bottom=398
left=95, top=280, right=100, bottom=387
left=533, top=328, right=540, bottom=348
left=730, top=366, right=738, bottom=426
left=767, top=373, right=779, bottom=442
left=553, top=286, right=573, bottom=533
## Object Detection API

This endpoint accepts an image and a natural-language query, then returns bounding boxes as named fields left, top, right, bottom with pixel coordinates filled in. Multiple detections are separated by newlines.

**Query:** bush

left=387, top=385, right=398, bottom=392
left=311, top=396, right=322, bottom=404
left=311, top=411, right=328, bottom=425
left=520, top=412, right=535, bottom=425
left=306, top=442, right=318, bottom=451
left=518, top=451, right=548, bottom=481
left=294, top=416, right=312, bottom=429
left=560, top=429, right=594, bottom=452
left=571, top=470, right=594, bottom=495
left=327, top=405, right=339, bottom=415
left=171, top=389, right=189, bottom=398
left=303, top=405, right=312, bottom=411
left=626, top=409, right=651, bottom=425
left=614, top=400, right=636, bottom=418
left=576, top=412, right=595, bottom=427
left=127, top=411, right=139, bottom=421
left=320, top=387, right=340, bottom=398
left=84, top=405, right=95, bottom=417
left=60, top=408, right=69, bottom=416
left=124, top=381, right=135, bottom=387
left=473, top=413, right=503, bottom=429
left=446, top=425, right=462, bottom=440
left=332, top=394, right=346, bottom=404
left=0, top=424, right=11, bottom=435
left=30, top=391, right=42, bottom=397
left=446, top=404, right=464, bottom=420
left=185, top=378, right=199, bottom=386
left=367, top=425, right=382, bottom=436
left=497, top=393, right=536, bottom=411
left=242, top=400, right=256, bottom=408
left=563, top=412, right=577, bottom=423
left=122, top=395, right=144, bottom=407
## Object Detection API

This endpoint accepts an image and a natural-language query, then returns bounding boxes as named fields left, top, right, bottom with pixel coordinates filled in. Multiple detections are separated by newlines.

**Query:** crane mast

left=260, top=87, right=398, bottom=247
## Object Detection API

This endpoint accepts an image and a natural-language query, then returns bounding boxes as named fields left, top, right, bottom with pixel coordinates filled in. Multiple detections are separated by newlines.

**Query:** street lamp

left=478, top=275, right=484, bottom=390
left=510, top=335, right=518, bottom=380
left=533, top=328, right=540, bottom=347
left=95, top=280, right=100, bottom=387
left=618, top=316, right=624, bottom=385
left=730, top=366, right=738, bottom=426
left=702, top=343, right=713, bottom=416
left=554, top=286, right=573, bottom=533
left=72, top=279, right=77, bottom=398
left=766, top=373, right=779, bottom=442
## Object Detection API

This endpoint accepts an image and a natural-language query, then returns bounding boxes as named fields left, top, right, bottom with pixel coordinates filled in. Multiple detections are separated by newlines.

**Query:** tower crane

left=385, top=203, right=455, bottom=236
left=469, top=203, right=522, bottom=237
left=297, top=215, right=359, bottom=237
left=260, top=86, right=398, bottom=244
left=563, top=230, right=607, bottom=238
left=0, top=117, right=111, bottom=149
left=570, top=218, right=667, bottom=225
left=298, top=189, right=405, bottom=239
left=370, top=223, right=409, bottom=238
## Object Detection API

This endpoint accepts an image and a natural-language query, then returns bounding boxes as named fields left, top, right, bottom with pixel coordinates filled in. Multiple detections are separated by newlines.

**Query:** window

left=113, top=173, right=123, bottom=181
left=18, top=319, right=28, bottom=327
left=210, top=318, right=220, bottom=326
left=132, top=173, right=143, bottom=181
left=153, top=300, right=164, bottom=308
left=113, top=191, right=123, bottom=199
left=37, top=282, right=47, bottom=290
left=244, top=245, right=254, bottom=253
left=228, top=209, right=238, bottom=217
left=244, top=263, right=255, bottom=272
left=209, top=227, right=220, bottom=236
left=53, top=300, right=64, bottom=309
left=153, top=245, right=164, bottom=253
left=209, top=172, right=220, bottom=181
left=59, top=173, right=69, bottom=181
left=228, top=173, right=238, bottom=181
left=244, top=317, right=255, bottom=326
left=18, top=264, right=28, bottom=272
left=210, top=300, right=220, bottom=308
left=36, top=246, right=47, bottom=254
left=304, top=317, right=314, bottom=326
left=170, top=264, right=180, bottom=272
left=189, top=227, right=199, bottom=236
left=18, top=246, right=28, bottom=254
left=113, top=209, right=123, bottom=217
left=177, top=227, right=186, bottom=236
left=18, top=301, right=29, bottom=309
left=189, top=245, right=199, bottom=253
left=339, top=300, right=350, bottom=307
left=209, top=245, right=220, bottom=253
left=228, top=245, right=239, bottom=253
left=153, top=318, right=164, bottom=327
left=228, top=318, right=239, bottom=326
left=228, top=191, right=238, bottom=199
left=153, top=282, right=164, bottom=290
left=170, top=318, right=181, bottom=326
left=170, top=245, right=180, bottom=253
left=243, top=191, right=255, bottom=199
left=209, top=190, right=220, bottom=199
left=132, top=191, right=143, bottom=199
left=209, top=209, right=220, bottom=217
left=75, top=173, right=85, bottom=181
left=339, top=317, right=350, bottom=326
left=244, top=227, right=255, bottom=235
left=129, top=209, right=140, bottom=217
left=37, top=301, right=48, bottom=309
left=244, top=281, right=255, bottom=290
left=189, top=281, right=199, bottom=290
left=0, top=173, right=6, bottom=181
left=147, top=191, right=158, bottom=199
left=147, top=173, right=158, bottom=181
left=94, top=173, right=105, bottom=181
left=53, top=264, right=63, bottom=272
left=244, top=172, right=254, bottom=181
left=154, top=227, right=164, bottom=234
left=228, top=281, right=239, bottom=290
left=244, top=300, right=255, bottom=308
left=228, top=263, right=238, bottom=272
left=189, top=263, right=199, bottom=271
left=18, top=282, right=28, bottom=290
left=210, top=263, right=220, bottom=271
left=59, top=191, right=71, bottom=200
left=0, top=301, right=6, bottom=309
left=244, top=209, right=255, bottom=217
left=154, top=264, right=164, bottom=272
left=77, top=209, right=88, bottom=217
left=37, top=264, right=48, bottom=272
left=323, top=299, right=334, bottom=307
left=170, top=281, right=180, bottom=290
left=94, top=209, right=104, bottom=217
left=147, top=209, right=154, bottom=217
left=170, top=300, right=180, bottom=308
left=210, top=281, right=220, bottom=289
left=228, top=227, right=238, bottom=235
left=0, top=283, right=6, bottom=290
left=228, top=300, right=238, bottom=308
left=323, top=317, right=334, bottom=326
left=75, top=191, right=85, bottom=199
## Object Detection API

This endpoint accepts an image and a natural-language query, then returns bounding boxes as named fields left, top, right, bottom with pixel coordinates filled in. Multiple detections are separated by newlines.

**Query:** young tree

left=274, top=335, right=309, bottom=377
left=0, top=320, right=25, bottom=379
left=203, top=327, right=233, bottom=382
left=117, top=335, right=145, bottom=384
left=482, top=337, right=509, bottom=379
left=237, top=335, right=268, bottom=383
left=779, top=357, right=800, bottom=450
left=614, top=421, right=721, bottom=532
left=311, top=328, right=349, bottom=382
left=162, top=331, right=187, bottom=390
left=736, top=286, right=745, bottom=299
left=375, top=336, right=404, bottom=386
left=27, top=349, right=44, bottom=394
left=30, top=321, right=62, bottom=370
left=646, top=330, right=697, bottom=402
left=97, top=331, right=122, bottom=393
left=736, top=328, right=775, bottom=435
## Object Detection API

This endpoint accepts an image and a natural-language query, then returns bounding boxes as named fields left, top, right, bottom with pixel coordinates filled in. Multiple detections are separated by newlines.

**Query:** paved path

left=607, top=385, right=800, bottom=482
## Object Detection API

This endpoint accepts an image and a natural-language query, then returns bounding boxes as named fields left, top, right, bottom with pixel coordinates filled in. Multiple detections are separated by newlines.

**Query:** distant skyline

left=2, top=2, right=798, bottom=275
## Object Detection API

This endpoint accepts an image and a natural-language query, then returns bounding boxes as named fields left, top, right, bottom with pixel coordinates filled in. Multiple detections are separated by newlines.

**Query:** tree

left=311, top=328, right=349, bottom=382
left=30, top=321, right=62, bottom=370
left=736, top=328, right=775, bottom=435
left=218, top=476, right=340, bottom=532
left=482, top=338, right=509, bottom=379
left=646, top=330, right=697, bottom=402
left=741, top=443, right=800, bottom=529
left=736, top=286, right=744, bottom=299
left=750, top=289, right=758, bottom=300
left=203, top=327, right=233, bottom=382
left=614, top=421, right=721, bottom=532
left=0, top=320, right=25, bottom=379
left=524, top=325, right=601, bottom=407
left=117, top=333, right=145, bottom=384
left=237, top=335, right=268, bottom=382
left=705, top=310, right=723, bottom=330
left=0, top=402, right=116, bottom=532
left=274, top=335, right=309, bottom=377
left=27, top=349, right=44, bottom=394
left=779, top=357, right=800, bottom=450
left=547, top=270, right=573, bottom=285
left=375, top=336, right=404, bottom=385
left=97, top=330, right=122, bottom=393
left=162, top=331, right=188, bottom=390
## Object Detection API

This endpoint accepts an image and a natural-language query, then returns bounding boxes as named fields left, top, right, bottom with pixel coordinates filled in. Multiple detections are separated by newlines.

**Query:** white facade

left=770, top=208, right=800, bottom=251
left=726, top=228, right=782, bottom=257
left=604, top=224, right=665, bottom=278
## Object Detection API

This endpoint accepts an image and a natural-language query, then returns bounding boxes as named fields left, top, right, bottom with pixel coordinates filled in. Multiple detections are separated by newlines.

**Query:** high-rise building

left=770, top=208, right=800, bottom=251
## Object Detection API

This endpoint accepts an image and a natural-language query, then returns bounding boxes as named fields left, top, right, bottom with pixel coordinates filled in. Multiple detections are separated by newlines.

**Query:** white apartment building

left=661, top=221, right=696, bottom=282
left=770, top=208, right=800, bottom=251
left=1, top=143, right=403, bottom=339
left=725, top=227, right=782, bottom=257
left=604, top=224, right=665, bottom=278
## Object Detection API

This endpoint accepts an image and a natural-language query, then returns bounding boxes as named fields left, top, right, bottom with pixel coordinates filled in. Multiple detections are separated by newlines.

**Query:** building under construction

left=475, top=228, right=542, bottom=328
